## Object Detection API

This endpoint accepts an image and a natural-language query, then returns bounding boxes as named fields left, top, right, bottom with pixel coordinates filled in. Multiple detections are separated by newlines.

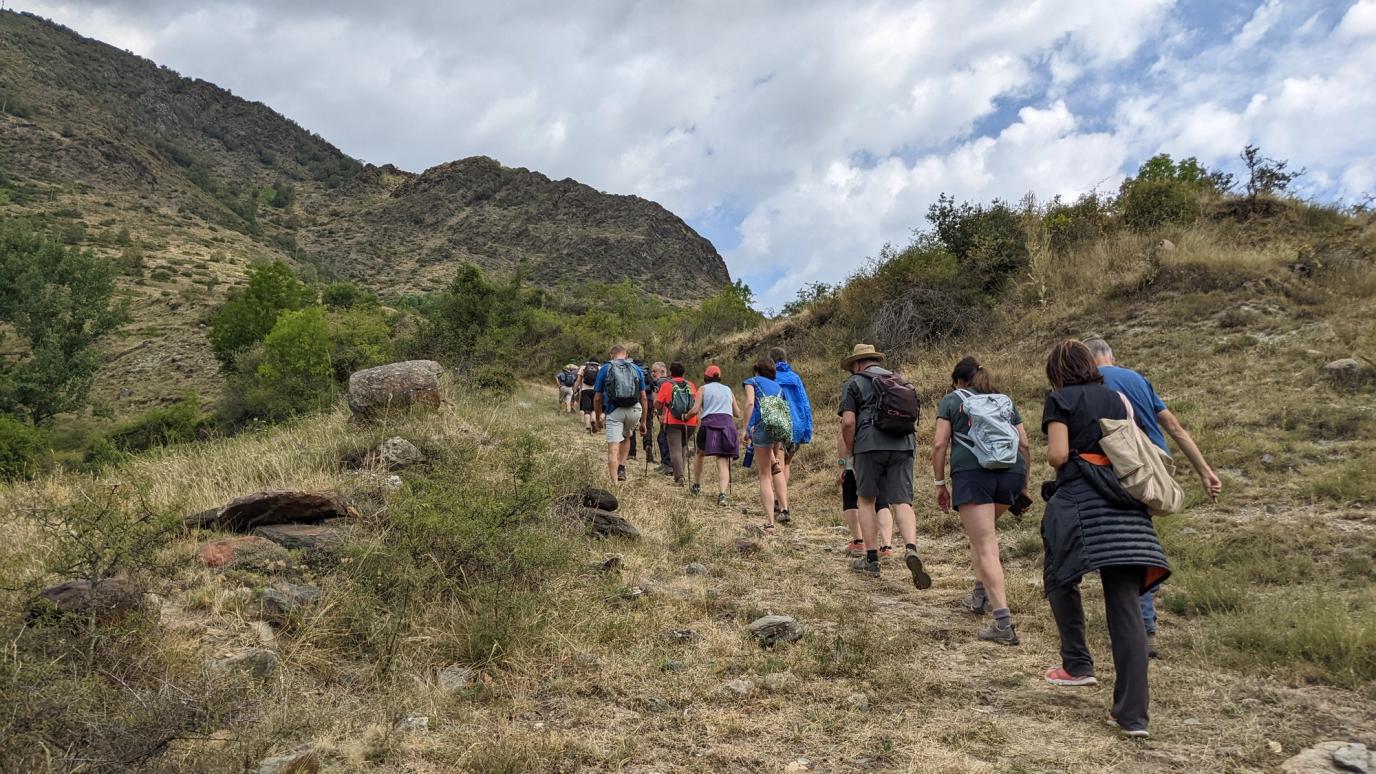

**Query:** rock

left=1325, top=358, right=1362, bottom=374
left=260, top=582, right=320, bottom=623
left=762, top=672, right=795, bottom=692
left=598, top=554, right=624, bottom=572
left=581, top=487, right=619, bottom=512
left=722, top=678, right=754, bottom=696
left=30, top=578, right=146, bottom=622
left=190, top=490, right=359, bottom=532
left=579, top=508, right=640, bottom=539
left=734, top=538, right=761, bottom=556
left=256, top=745, right=318, bottom=774
left=1157, top=238, right=1176, bottom=252
left=660, top=660, right=685, bottom=672
left=347, top=360, right=444, bottom=421
left=219, top=648, right=279, bottom=679
left=663, top=628, right=698, bottom=643
left=393, top=715, right=430, bottom=734
left=1183, top=717, right=1201, bottom=726
left=619, top=585, right=650, bottom=601
left=438, top=663, right=475, bottom=692
left=684, top=562, right=708, bottom=576
left=748, top=614, right=803, bottom=647
left=784, top=759, right=814, bottom=773
left=366, top=437, right=425, bottom=470
left=198, top=535, right=290, bottom=569
left=253, top=523, right=346, bottom=552
left=847, top=692, right=870, bottom=711
left=249, top=621, right=277, bottom=646
left=1283, top=742, right=1373, bottom=774
left=573, top=652, right=602, bottom=668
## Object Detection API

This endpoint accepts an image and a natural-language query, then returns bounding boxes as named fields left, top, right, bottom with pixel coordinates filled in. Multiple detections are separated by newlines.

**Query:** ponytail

left=951, top=356, right=996, bottom=393
left=969, top=366, right=995, bottom=394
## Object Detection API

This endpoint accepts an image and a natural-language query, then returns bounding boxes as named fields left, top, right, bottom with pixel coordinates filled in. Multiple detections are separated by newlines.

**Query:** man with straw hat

left=837, top=344, right=931, bottom=588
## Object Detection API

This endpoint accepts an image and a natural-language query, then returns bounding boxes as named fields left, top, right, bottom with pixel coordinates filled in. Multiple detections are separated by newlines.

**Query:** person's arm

left=836, top=424, right=849, bottom=485
left=593, top=392, right=604, bottom=427
left=1047, top=421, right=1070, bottom=469
left=1158, top=409, right=1221, bottom=501
left=730, top=393, right=741, bottom=419
left=638, top=373, right=649, bottom=433
left=1016, top=423, right=1031, bottom=493
left=686, top=386, right=703, bottom=418
left=932, top=418, right=952, bottom=512
left=840, top=410, right=857, bottom=459
left=743, top=383, right=757, bottom=431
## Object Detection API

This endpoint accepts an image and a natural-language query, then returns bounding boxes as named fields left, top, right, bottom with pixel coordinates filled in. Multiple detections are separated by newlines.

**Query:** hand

left=837, top=467, right=847, bottom=487
left=935, top=484, right=951, bottom=512
left=637, top=421, right=647, bottom=435
left=1201, top=469, right=1222, bottom=502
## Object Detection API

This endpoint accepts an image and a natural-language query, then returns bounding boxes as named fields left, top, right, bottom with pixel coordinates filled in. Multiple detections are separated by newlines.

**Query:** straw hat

left=840, top=343, right=885, bottom=370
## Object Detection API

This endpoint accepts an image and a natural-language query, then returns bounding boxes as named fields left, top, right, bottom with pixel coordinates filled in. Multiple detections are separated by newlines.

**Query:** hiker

left=837, top=344, right=931, bottom=588
left=931, top=357, right=1030, bottom=646
left=654, top=362, right=698, bottom=485
left=687, top=364, right=740, bottom=506
left=742, top=357, right=790, bottom=532
left=841, top=406, right=894, bottom=556
left=646, top=361, right=669, bottom=469
left=1041, top=339, right=1171, bottom=739
left=1085, top=336, right=1221, bottom=659
left=627, top=358, right=648, bottom=460
left=556, top=364, right=578, bottom=413
left=770, top=346, right=813, bottom=525
left=574, top=358, right=601, bottom=435
left=592, top=346, right=649, bottom=484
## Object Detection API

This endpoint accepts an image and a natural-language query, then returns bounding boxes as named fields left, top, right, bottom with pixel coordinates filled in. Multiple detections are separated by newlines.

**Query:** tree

left=0, top=219, right=125, bottom=425
left=1240, top=144, right=1304, bottom=207
left=322, top=281, right=378, bottom=310
left=207, top=261, right=313, bottom=368
left=249, top=307, right=335, bottom=418
left=430, top=264, right=495, bottom=361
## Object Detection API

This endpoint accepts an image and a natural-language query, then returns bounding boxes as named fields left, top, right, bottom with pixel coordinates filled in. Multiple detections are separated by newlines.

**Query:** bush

left=206, top=261, right=312, bottom=368
left=0, top=414, right=46, bottom=479
left=836, top=242, right=980, bottom=352
left=246, top=307, right=336, bottom=419
left=325, top=307, right=394, bottom=381
left=104, top=393, right=210, bottom=453
left=926, top=194, right=1028, bottom=294
left=321, top=280, right=377, bottom=310
left=1121, top=179, right=1200, bottom=231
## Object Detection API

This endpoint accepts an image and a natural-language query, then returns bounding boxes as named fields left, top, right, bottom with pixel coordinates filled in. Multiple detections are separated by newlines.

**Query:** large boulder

left=347, top=360, right=443, bottom=421
left=1282, top=741, right=1372, bottom=773
left=29, top=578, right=146, bottom=623
left=748, top=614, right=803, bottom=647
left=187, top=491, right=359, bottom=532
left=253, top=523, right=347, bottom=552
left=577, top=507, right=640, bottom=539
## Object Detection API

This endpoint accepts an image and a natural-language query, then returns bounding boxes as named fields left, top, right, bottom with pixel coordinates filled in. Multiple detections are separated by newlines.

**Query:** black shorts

left=951, top=468, right=1025, bottom=508
left=841, top=469, right=889, bottom=511
left=578, top=389, right=596, bottom=413
left=853, top=450, right=914, bottom=505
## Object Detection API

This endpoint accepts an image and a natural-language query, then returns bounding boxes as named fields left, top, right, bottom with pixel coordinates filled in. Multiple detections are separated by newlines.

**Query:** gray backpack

left=953, top=389, right=1019, bottom=469
left=606, top=359, right=642, bottom=408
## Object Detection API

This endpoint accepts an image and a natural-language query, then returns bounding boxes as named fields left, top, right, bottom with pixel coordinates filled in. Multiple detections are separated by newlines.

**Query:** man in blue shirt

left=592, top=345, right=649, bottom=485
left=770, top=347, right=814, bottom=524
left=1085, top=337, right=1222, bottom=657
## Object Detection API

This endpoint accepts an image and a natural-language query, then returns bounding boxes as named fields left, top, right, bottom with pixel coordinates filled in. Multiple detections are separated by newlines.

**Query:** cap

left=704, top=364, right=722, bottom=378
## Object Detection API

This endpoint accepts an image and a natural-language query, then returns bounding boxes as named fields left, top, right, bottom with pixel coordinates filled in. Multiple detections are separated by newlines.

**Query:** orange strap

left=1079, top=452, right=1112, bottom=467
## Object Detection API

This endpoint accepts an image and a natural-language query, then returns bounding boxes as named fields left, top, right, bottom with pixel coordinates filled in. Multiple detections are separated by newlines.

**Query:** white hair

left=1083, top=337, right=1114, bottom=361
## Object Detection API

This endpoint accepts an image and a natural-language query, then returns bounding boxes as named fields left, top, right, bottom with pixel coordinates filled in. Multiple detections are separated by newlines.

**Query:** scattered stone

left=253, top=523, right=346, bottom=552
left=347, top=360, right=444, bottom=421
left=393, top=715, right=430, bottom=734
left=366, top=437, right=425, bottom=470
left=684, top=562, right=708, bottom=576
left=1216, top=747, right=1243, bottom=758
left=1157, top=238, right=1176, bottom=252
left=663, top=628, right=698, bottom=644
left=188, top=490, right=359, bottom=532
left=1334, top=744, right=1372, bottom=773
left=219, top=647, right=279, bottom=679
left=735, top=538, right=762, bottom=556
left=1282, top=742, right=1373, bottom=774
left=660, top=660, right=685, bottom=673
left=260, top=582, right=321, bottom=623
left=619, top=585, right=650, bottom=601
left=763, top=672, right=796, bottom=692
left=249, top=621, right=277, bottom=646
left=1269, top=740, right=1284, bottom=755
left=29, top=578, right=146, bottom=623
left=1325, top=358, right=1362, bottom=374
left=748, top=614, right=803, bottom=647
left=581, top=487, right=619, bottom=512
left=256, top=745, right=318, bottom=774
left=784, top=759, right=814, bottom=773
left=1261, top=453, right=1277, bottom=466
left=580, top=508, right=640, bottom=539
left=722, top=678, right=754, bottom=696
left=198, top=535, right=289, bottom=569
left=573, top=652, right=602, bottom=668
left=847, top=692, right=871, bottom=711
left=438, top=663, right=475, bottom=692
left=1183, top=717, right=1201, bottom=726
left=644, top=697, right=671, bottom=713
left=598, top=554, right=624, bottom=572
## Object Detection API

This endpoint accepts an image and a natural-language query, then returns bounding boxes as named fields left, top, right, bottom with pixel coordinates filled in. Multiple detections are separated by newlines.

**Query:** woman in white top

left=688, top=364, right=741, bottom=507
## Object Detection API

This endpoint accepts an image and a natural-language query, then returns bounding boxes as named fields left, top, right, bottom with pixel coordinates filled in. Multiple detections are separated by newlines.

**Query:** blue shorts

left=951, top=468, right=1024, bottom=508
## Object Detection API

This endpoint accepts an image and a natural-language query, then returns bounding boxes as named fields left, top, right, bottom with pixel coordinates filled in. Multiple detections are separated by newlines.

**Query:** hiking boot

left=878, top=545, right=893, bottom=559
left=690, top=483, right=701, bottom=495
left=673, top=478, right=686, bottom=487
left=904, top=548, right=932, bottom=590
left=959, top=591, right=993, bottom=615
left=850, top=557, right=880, bottom=577
left=616, top=465, right=627, bottom=482
left=1147, top=632, right=1160, bottom=659
left=627, top=450, right=637, bottom=460
left=976, top=621, right=1020, bottom=646
left=844, top=539, right=865, bottom=557
left=1044, top=667, right=1097, bottom=686
left=657, top=464, right=674, bottom=476
left=776, top=509, right=791, bottom=525
left=716, top=493, right=728, bottom=507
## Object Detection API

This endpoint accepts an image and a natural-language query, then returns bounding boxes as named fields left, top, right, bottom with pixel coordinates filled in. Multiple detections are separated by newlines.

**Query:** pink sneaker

left=1045, top=667, right=1097, bottom=686
left=845, top=539, right=864, bottom=557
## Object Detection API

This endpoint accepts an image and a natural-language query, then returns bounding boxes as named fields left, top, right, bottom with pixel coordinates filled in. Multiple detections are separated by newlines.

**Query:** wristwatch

left=933, top=479, right=947, bottom=486
left=837, top=458, right=848, bottom=466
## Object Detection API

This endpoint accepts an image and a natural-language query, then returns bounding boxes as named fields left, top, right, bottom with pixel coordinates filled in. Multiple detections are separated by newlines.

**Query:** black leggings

left=1046, top=566, right=1150, bottom=731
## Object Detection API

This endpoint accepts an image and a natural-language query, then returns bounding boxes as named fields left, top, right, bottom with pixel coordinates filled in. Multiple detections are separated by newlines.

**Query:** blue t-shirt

left=1100, top=365, right=1170, bottom=454
left=743, top=375, right=782, bottom=430
left=593, top=359, right=648, bottom=410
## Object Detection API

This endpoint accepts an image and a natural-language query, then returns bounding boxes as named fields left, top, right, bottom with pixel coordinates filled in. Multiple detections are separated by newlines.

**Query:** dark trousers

left=665, top=425, right=690, bottom=482
left=657, top=423, right=670, bottom=462
left=1047, top=565, right=1150, bottom=731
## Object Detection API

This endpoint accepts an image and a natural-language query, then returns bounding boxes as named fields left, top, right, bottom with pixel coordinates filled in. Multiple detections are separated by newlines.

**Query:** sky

left=14, top=0, right=1376, bottom=308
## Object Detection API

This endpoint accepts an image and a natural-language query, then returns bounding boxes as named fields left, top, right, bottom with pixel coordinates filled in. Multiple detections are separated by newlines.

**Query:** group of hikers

left=554, top=335, right=1221, bottom=738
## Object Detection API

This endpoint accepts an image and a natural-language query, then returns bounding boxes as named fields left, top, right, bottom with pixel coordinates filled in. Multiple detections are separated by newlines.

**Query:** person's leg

left=1102, top=566, right=1150, bottom=731
left=772, top=447, right=790, bottom=513
left=1140, top=592, right=1157, bottom=635
left=693, top=451, right=704, bottom=486
left=857, top=496, right=880, bottom=550
left=756, top=445, right=776, bottom=525
left=606, top=441, right=621, bottom=484
left=716, top=456, right=730, bottom=496
left=959, top=503, right=1007, bottom=609
left=628, top=430, right=637, bottom=459
left=658, top=424, right=671, bottom=467
left=843, top=508, right=861, bottom=540
left=667, top=426, right=686, bottom=482
left=1046, top=577, right=1095, bottom=678
left=879, top=507, right=894, bottom=549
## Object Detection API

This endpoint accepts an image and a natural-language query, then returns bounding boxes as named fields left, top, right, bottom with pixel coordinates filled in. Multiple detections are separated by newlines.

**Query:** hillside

left=0, top=10, right=730, bottom=412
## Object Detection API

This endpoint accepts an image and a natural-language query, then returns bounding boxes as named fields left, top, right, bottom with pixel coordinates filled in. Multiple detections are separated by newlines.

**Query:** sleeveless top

left=700, top=382, right=734, bottom=418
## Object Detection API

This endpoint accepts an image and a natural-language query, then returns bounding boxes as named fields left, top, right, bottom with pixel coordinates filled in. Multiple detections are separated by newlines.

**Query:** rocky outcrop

left=187, top=491, right=359, bottom=532
left=577, top=507, right=641, bottom=539
left=347, top=361, right=444, bottom=421
left=253, top=523, right=347, bottom=551
left=1282, top=742, right=1372, bottom=773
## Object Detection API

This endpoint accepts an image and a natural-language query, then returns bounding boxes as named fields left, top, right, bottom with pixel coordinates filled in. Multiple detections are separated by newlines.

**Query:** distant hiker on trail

left=1040, top=339, right=1170, bottom=739
left=655, top=361, right=698, bottom=485
left=770, top=346, right=813, bottom=525
left=556, top=364, right=578, bottom=413
left=644, top=361, right=668, bottom=468
left=687, top=364, right=740, bottom=507
left=575, top=358, right=601, bottom=435
left=1085, top=336, right=1220, bottom=659
left=743, top=357, right=790, bottom=532
left=932, top=357, right=1030, bottom=646
left=837, top=344, right=931, bottom=589
left=592, top=346, right=649, bottom=484
left=840, top=407, right=894, bottom=556
left=627, top=358, right=648, bottom=461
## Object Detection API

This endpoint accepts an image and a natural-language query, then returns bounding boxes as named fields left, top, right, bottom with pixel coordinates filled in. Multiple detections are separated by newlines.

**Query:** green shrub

left=325, top=307, right=393, bottom=381
left=104, top=393, right=210, bottom=453
left=246, top=307, right=336, bottom=419
left=0, top=414, right=46, bottom=479
left=1044, top=192, right=1115, bottom=252
left=206, top=260, right=312, bottom=368
left=1121, top=179, right=1200, bottom=231
left=321, top=280, right=377, bottom=309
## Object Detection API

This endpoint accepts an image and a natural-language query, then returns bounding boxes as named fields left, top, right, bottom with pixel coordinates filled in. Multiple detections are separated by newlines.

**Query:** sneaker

left=690, top=483, right=701, bottom=495
left=904, top=548, right=932, bottom=590
left=976, top=621, right=1020, bottom=646
left=878, top=545, right=893, bottom=559
left=617, top=465, right=627, bottom=482
left=850, top=557, right=880, bottom=577
left=1044, top=667, right=1097, bottom=686
left=657, top=464, right=674, bottom=476
left=716, top=493, right=728, bottom=507
left=1147, top=632, right=1160, bottom=659
left=845, top=539, right=865, bottom=557
left=959, top=591, right=993, bottom=615
left=776, top=509, right=791, bottom=525
left=1105, top=718, right=1149, bottom=738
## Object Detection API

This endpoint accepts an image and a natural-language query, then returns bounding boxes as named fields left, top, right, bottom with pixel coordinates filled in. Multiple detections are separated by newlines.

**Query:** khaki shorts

left=559, top=385, right=574, bottom=402
left=604, top=405, right=643, bottom=443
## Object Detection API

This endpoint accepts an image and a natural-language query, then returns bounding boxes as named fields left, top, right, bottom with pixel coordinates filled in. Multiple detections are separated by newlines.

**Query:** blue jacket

left=773, top=362, right=814, bottom=445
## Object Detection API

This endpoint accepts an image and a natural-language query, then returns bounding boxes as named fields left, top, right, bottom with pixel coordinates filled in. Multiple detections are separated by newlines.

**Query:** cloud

left=14, top=0, right=1374, bottom=306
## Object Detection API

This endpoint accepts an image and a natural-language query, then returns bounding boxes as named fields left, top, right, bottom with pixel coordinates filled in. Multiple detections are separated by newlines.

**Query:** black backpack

left=581, top=363, right=600, bottom=386
left=858, top=369, right=920, bottom=436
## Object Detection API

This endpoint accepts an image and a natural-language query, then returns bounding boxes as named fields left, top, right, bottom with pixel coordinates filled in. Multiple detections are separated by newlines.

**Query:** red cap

left=704, top=364, right=722, bottom=378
